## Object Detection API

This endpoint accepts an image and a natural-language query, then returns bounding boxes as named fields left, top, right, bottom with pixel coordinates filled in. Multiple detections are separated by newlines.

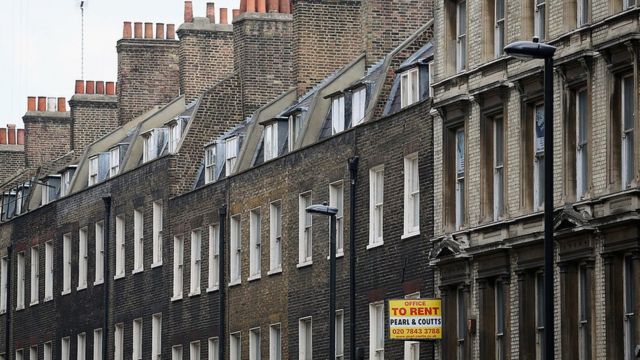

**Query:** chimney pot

left=267, top=0, right=279, bottom=12
left=184, top=1, right=194, bottom=23
left=86, top=80, right=95, bottom=95
left=75, top=80, right=85, bottom=94
left=37, top=97, right=47, bottom=112
left=106, top=82, right=115, bottom=96
left=144, top=23, right=153, bottom=39
left=27, top=96, right=36, bottom=112
left=7, top=124, right=16, bottom=145
left=257, top=0, right=266, bottom=12
left=207, top=3, right=216, bottom=23
left=220, top=8, right=228, bottom=24
left=166, top=24, right=176, bottom=39
left=247, top=0, right=256, bottom=12
left=0, top=128, right=5, bottom=145
left=233, top=9, right=240, bottom=19
left=17, top=129, right=25, bottom=145
left=123, top=21, right=132, bottom=38
left=58, top=97, right=67, bottom=112
left=240, top=0, right=247, bottom=13
left=47, top=97, right=57, bottom=112
left=279, top=0, right=290, bottom=13
left=156, top=23, right=165, bottom=39
left=134, top=22, right=143, bottom=38
left=96, top=81, right=105, bottom=95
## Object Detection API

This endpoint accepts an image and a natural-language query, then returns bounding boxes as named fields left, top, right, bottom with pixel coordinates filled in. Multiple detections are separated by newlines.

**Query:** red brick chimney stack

left=184, top=1, right=194, bottom=23
left=134, top=22, right=143, bottom=38
left=123, top=21, right=132, bottom=38
left=220, top=8, right=228, bottom=24
left=206, top=3, right=216, bottom=23
left=156, top=23, right=165, bottom=39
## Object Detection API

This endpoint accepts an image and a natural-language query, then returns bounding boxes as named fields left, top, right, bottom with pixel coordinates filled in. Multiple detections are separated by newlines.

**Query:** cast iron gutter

left=348, top=156, right=359, bottom=360
left=102, top=195, right=111, bottom=360
left=218, top=204, right=227, bottom=360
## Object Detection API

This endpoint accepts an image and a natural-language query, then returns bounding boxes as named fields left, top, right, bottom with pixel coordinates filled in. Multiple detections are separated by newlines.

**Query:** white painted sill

left=188, top=290, right=201, bottom=298
left=113, top=273, right=125, bottom=280
left=326, top=252, right=345, bottom=260
left=206, top=286, right=219, bottom=293
left=366, top=242, right=384, bottom=250
left=171, top=295, right=183, bottom=302
left=267, top=268, right=282, bottom=276
left=61, top=289, right=71, bottom=296
left=247, top=275, right=261, bottom=282
left=401, top=231, right=420, bottom=240
left=296, top=261, right=313, bottom=269
left=93, top=280, right=104, bottom=286
left=131, top=268, right=144, bottom=275
left=228, top=280, right=241, bottom=287
left=76, top=285, right=87, bottom=291
left=151, top=261, right=163, bottom=269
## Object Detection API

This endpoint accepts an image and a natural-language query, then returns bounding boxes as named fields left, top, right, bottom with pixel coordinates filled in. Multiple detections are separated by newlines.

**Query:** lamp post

left=306, top=203, right=339, bottom=360
left=504, top=38, right=556, bottom=360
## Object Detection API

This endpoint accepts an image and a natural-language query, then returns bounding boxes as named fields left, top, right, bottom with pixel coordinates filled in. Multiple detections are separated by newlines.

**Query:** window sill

left=44, top=296, right=53, bottom=302
left=247, top=275, right=261, bottom=282
left=206, top=287, right=219, bottom=293
left=61, top=290, right=71, bottom=296
left=151, top=261, right=163, bottom=269
left=228, top=280, right=242, bottom=288
left=296, top=261, right=313, bottom=269
left=131, top=269, right=144, bottom=275
left=16, top=305, right=24, bottom=311
left=30, top=300, right=39, bottom=307
left=326, top=252, right=344, bottom=260
left=267, top=268, right=282, bottom=276
left=93, top=280, right=104, bottom=286
left=366, top=242, right=384, bottom=250
left=0, top=310, right=5, bottom=315
left=401, top=232, right=420, bottom=240
left=76, top=285, right=87, bottom=291
left=171, top=295, right=183, bottom=302
left=114, top=273, right=125, bottom=280
left=188, top=291, right=201, bottom=298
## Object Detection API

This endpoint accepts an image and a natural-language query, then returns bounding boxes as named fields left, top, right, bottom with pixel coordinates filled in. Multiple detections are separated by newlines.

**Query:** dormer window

left=352, top=87, right=367, bottom=127
left=143, top=128, right=169, bottom=163
left=110, top=147, right=120, bottom=177
left=169, top=117, right=188, bottom=153
left=60, top=167, right=76, bottom=197
left=401, top=68, right=420, bottom=108
left=264, top=123, right=279, bottom=162
left=288, top=113, right=304, bottom=151
left=89, top=157, right=99, bottom=186
left=88, top=153, right=109, bottom=186
left=204, top=145, right=216, bottom=184
left=15, top=189, right=23, bottom=215
left=225, top=137, right=239, bottom=176
left=41, top=176, right=60, bottom=205
left=331, top=95, right=346, bottom=134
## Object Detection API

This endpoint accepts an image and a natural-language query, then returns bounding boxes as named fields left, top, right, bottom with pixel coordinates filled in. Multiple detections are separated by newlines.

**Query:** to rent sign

left=388, top=299, right=442, bottom=340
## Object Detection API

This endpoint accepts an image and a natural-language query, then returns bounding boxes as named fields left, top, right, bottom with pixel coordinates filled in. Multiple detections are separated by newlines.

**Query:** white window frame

left=115, top=323, right=124, bottom=360
left=0, top=257, right=7, bottom=312
left=152, top=201, right=163, bottom=267
left=230, top=332, right=241, bottom=360
left=269, top=324, right=281, bottom=360
left=152, top=313, right=162, bottom=360
left=493, top=116, right=504, bottom=220
left=404, top=293, right=421, bottom=360
left=61, top=337, right=70, bottom=360
left=133, top=209, right=144, bottom=273
left=403, top=154, right=420, bottom=237
left=533, top=104, right=545, bottom=211
left=289, top=113, right=304, bottom=152
left=577, top=0, right=588, bottom=26
left=249, top=328, right=261, bottom=360
left=225, top=137, right=238, bottom=177
left=110, top=146, right=120, bottom=177
left=169, top=120, right=183, bottom=154
left=352, top=87, right=367, bottom=126
left=93, top=329, right=103, bottom=360
left=115, top=215, right=125, bottom=279
left=172, top=345, right=183, bottom=360
left=249, top=209, right=262, bottom=280
left=336, top=310, right=345, bottom=359
left=44, top=241, right=53, bottom=300
left=30, top=246, right=39, bottom=305
left=95, top=221, right=105, bottom=284
left=16, top=252, right=25, bottom=309
left=455, top=128, right=465, bottom=229
left=456, top=0, right=467, bottom=72
left=205, top=146, right=217, bottom=184
left=143, top=133, right=157, bottom=163
left=369, top=302, right=384, bottom=360
left=62, top=234, right=71, bottom=295
left=133, top=318, right=143, bottom=360
left=298, top=192, right=313, bottom=266
left=269, top=201, right=283, bottom=274
left=29, top=346, right=37, bottom=360
left=534, top=0, right=546, bottom=40
left=41, top=180, right=50, bottom=205
left=576, top=88, right=588, bottom=199
left=230, top=215, right=242, bottom=286
left=264, top=123, right=279, bottom=162
left=15, top=349, right=23, bottom=360
left=173, top=236, right=184, bottom=300
left=401, top=68, right=420, bottom=108
left=190, top=341, right=201, bottom=360
left=89, top=156, right=99, bottom=186
left=299, top=317, right=313, bottom=360
left=208, top=337, right=219, bottom=360
left=44, top=342, right=52, bottom=360
left=78, top=227, right=88, bottom=290
left=77, top=332, right=86, bottom=360
left=332, top=95, right=346, bottom=134
left=208, top=225, right=220, bottom=291
left=368, top=166, right=384, bottom=248
left=61, top=169, right=73, bottom=197
left=190, top=230, right=202, bottom=295
left=621, top=74, right=635, bottom=189
left=329, top=182, right=344, bottom=256
left=495, top=0, right=505, bottom=57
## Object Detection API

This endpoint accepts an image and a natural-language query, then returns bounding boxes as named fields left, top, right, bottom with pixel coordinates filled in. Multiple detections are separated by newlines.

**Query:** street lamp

left=306, top=203, right=339, bottom=360
left=505, top=38, right=556, bottom=360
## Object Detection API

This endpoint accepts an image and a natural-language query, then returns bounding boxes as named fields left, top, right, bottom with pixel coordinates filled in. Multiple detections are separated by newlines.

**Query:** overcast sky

left=0, top=0, right=239, bottom=128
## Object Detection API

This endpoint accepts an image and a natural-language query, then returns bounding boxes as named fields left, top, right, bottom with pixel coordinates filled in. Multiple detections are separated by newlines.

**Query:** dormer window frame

left=331, top=94, right=346, bottom=135
left=288, top=112, right=304, bottom=152
left=60, top=166, right=77, bottom=197
left=88, top=156, right=99, bottom=186
left=168, top=116, right=189, bottom=154
left=109, top=147, right=120, bottom=177
left=264, top=122, right=279, bottom=162
left=351, top=86, right=367, bottom=127
left=142, top=128, right=168, bottom=163
left=40, top=175, right=60, bottom=206
left=401, top=67, right=420, bottom=108
left=204, top=145, right=216, bottom=184
left=225, top=136, right=239, bottom=177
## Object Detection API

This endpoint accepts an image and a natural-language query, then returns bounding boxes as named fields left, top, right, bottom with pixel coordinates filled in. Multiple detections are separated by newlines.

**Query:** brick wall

left=69, top=95, right=119, bottom=151
left=178, top=21, right=234, bottom=104
left=22, top=112, right=72, bottom=168
left=233, top=12, right=294, bottom=118
left=0, top=148, right=25, bottom=184
left=292, top=0, right=363, bottom=96
left=117, top=39, right=180, bottom=125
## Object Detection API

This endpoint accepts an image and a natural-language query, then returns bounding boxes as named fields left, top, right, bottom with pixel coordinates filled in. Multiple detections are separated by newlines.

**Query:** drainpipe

left=348, top=156, right=359, bottom=360
left=102, top=195, right=111, bottom=360
left=4, top=245, right=11, bottom=359
left=218, top=204, right=227, bottom=360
